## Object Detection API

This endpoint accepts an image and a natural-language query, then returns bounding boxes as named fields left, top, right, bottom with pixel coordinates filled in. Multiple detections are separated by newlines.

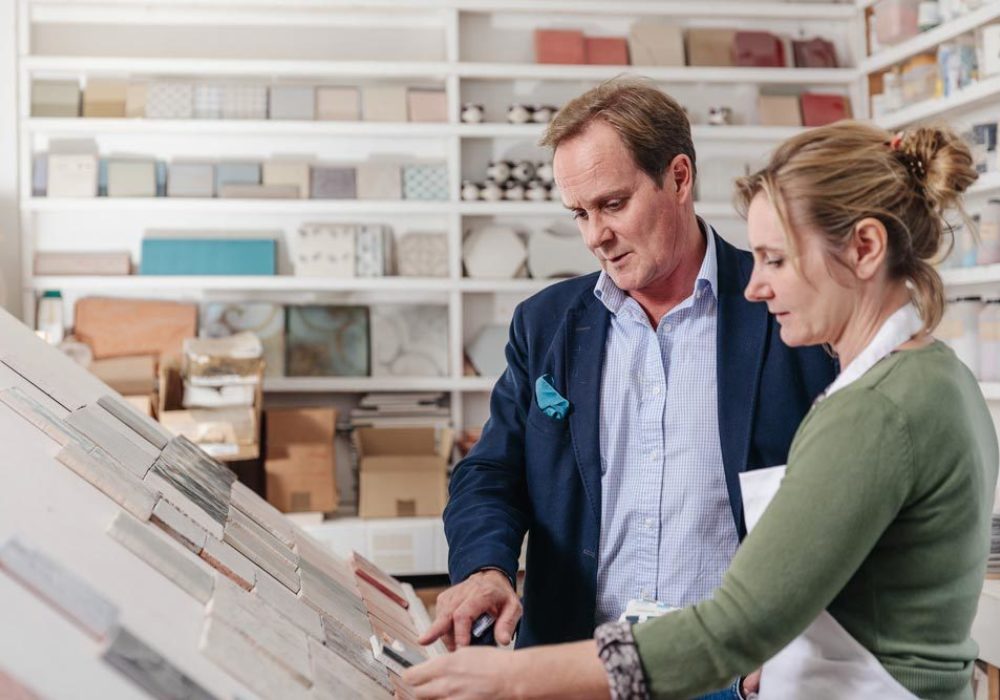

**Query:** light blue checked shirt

left=594, top=223, right=739, bottom=624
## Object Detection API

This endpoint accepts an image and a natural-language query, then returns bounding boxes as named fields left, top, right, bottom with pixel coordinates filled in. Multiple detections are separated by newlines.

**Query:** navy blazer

left=444, top=233, right=837, bottom=648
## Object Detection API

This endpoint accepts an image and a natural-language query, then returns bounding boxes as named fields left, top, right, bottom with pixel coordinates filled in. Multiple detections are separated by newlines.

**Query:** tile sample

left=356, top=162, right=402, bottom=200
left=253, top=569, right=324, bottom=640
left=757, top=95, right=802, bottom=127
left=107, top=160, right=157, bottom=198
left=199, top=537, right=255, bottom=591
left=199, top=616, right=311, bottom=700
left=57, top=443, right=159, bottom=521
left=262, top=160, right=311, bottom=199
left=584, top=36, right=629, bottom=65
left=397, top=232, right=449, bottom=278
left=108, top=511, right=214, bottom=603
left=215, top=161, right=261, bottom=191
left=350, top=551, right=409, bottom=609
left=230, top=479, right=296, bottom=548
left=0, top=386, right=94, bottom=449
left=406, top=88, right=447, bottom=122
left=294, top=223, right=356, bottom=277
left=150, top=436, right=235, bottom=530
left=308, top=636, right=392, bottom=699
left=355, top=224, right=389, bottom=277
left=102, top=625, right=215, bottom=700
left=193, top=83, right=223, bottom=119
left=402, top=163, right=448, bottom=201
left=31, top=79, right=80, bottom=117
left=627, top=22, right=685, bottom=67
left=294, top=530, right=357, bottom=591
left=0, top=537, right=118, bottom=640
left=218, top=183, right=298, bottom=199
left=300, top=563, right=372, bottom=643
left=206, top=575, right=312, bottom=686
left=685, top=29, right=736, bottom=67
left=201, top=302, right=285, bottom=378
left=310, top=166, right=356, bottom=199
left=223, top=508, right=301, bottom=593
left=527, top=227, right=600, bottom=279
left=32, top=153, right=47, bottom=196
left=74, top=297, right=198, bottom=360
left=466, top=324, right=509, bottom=377
left=47, top=153, right=98, bottom=198
left=167, top=162, right=215, bottom=198
left=65, top=404, right=159, bottom=478
left=221, top=84, right=268, bottom=120
left=150, top=498, right=209, bottom=553
left=534, top=29, right=585, bottom=64
left=370, top=305, right=449, bottom=377
left=97, top=394, right=171, bottom=450
left=125, top=83, right=146, bottom=118
left=82, top=79, right=128, bottom=118
left=269, top=86, right=315, bottom=120
left=316, top=86, right=361, bottom=121
left=34, top=251, right=131, bottom=277
left=463, top=225, right=527, bottom=278
left=319, top=612, right=392, bottom=689
left=146, top=82, right=194, bottom=119
left=285, top=306, right=370, bottom=378
left=362, top=85, right=408, bottom=122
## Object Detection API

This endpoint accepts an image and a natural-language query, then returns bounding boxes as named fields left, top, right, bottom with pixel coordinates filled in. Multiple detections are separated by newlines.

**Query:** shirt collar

left=593, top=218, right=718, bottom=315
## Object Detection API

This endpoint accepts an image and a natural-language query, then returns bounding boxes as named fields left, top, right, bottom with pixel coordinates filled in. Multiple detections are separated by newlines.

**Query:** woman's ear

left=849, top=217, right=889, bottom=281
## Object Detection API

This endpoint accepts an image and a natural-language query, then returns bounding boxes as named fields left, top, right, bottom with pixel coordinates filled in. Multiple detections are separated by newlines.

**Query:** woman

left=403, top=121, right=998, bottom=699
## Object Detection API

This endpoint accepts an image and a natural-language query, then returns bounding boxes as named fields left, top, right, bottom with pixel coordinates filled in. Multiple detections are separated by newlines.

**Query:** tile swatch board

left=0, top=307, right=442, bottom=699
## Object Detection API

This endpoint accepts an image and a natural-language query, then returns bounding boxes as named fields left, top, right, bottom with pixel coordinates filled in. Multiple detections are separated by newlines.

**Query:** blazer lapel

left=714, top=234, right=769, bottom=534
left=566, top=294, right=610, bottom=525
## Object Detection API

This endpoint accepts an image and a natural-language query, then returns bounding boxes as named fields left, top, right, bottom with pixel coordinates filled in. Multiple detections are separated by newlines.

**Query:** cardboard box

left=534, top=29, right=585, bottom=64
left=792, top=38, right=838, bottom=68
left=584, top=37, right=630, bottom=65
left=757, top=95, right=802, bottom=127
left=88, top=354, right=157, bottom=396
left=627, top=22, right=685, bottom=67
left=266, top=408, right=338, bottom=513
left=47, top=153, right=99, bottom=198
left=685, top=29, right=736, bottom=67
left=34, top=251, right=131, bottom=276
left=354, top=427, right=452, bottom=518
left=74, top=297, right=197, bottom=360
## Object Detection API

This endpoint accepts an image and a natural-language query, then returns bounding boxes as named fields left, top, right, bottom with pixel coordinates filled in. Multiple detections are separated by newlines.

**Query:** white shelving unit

left=15, top=0, right=865, bottom=431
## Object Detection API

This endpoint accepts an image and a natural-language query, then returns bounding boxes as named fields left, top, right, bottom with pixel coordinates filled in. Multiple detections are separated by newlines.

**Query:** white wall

left=0, top=0, right=21, bottom=318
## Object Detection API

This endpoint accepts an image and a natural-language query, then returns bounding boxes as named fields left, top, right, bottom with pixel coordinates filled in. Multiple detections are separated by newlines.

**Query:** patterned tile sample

left=285, top=305, right=370, bottom=377
left=167, top=162, right=215, bottom=198
left=201, top=302, right=285, bottom=378
left=152, top=436, right=236, bottom=529
left=108, top=512, right=214, bottom=603
left=107, top=160, right=157, bottom=198
left=57, top=443, right=159, bottom=521
left=402, top=163, right=448, bottom=201
left=0, top=538, right=118, bottom=640
left=199, top=537, right=255, bottom=591
left=397, top=232, right=449, bottom=278
left=269, top=86, right=315, bottom=120
left=319, top=612, right=392, bottom=689
left=97, top=394, right=171, bottom=450
left=223, top=507, right=300, bottom=593
left=47, top=153, right=98, bottom=198
left=65, top=404, right=159, bottom=479
left=146, top=82, right=194, bottom=119
left=356, top=163, right=402, bottom=200
left=193, top=84, right=223, bottom=119
left=252, top=569, right=324, bottom=639
left=355, top=224, right=389, bottom=277
left=299, top=562, right=372, bottom=643
left=293, top=223, right=356, bottom=277
left=150, top=498, right=210, bottom=553
left=102, top=626, right=215, bottom=700
left=310, top=166, right=356, bottom=199
left=221, top=84, right=268, bottom=120
left=199, top=616, right=310, bottom=700
left=371, top=305, right=449, bottom=377
left=308, top=636, right=392, bottom=699
left=215, top=162, right=260, bottom=191
left=206, top=575, right=311, bottom=687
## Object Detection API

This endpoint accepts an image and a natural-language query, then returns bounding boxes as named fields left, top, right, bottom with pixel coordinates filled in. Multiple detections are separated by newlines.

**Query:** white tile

left=253, top=567, right=324, bottom=640
left=65, top=405, right=158, bottom=479
left=57, top=443, right=158, bottom=521
left=308, top=635, right=391, bottom=699
left=151, top=499, right=209, bottom=554
left=199, top=537, right=256, bottom=592
left=145, top=470, right=225, bottom=541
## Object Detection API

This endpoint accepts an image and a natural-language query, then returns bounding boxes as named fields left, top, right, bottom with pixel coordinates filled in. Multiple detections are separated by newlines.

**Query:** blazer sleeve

left=444, top=302, right=533, bottom=584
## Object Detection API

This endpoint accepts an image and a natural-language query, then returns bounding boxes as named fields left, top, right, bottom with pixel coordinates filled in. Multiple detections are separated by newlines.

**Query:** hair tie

left=890, top=132, right=904, bottom=151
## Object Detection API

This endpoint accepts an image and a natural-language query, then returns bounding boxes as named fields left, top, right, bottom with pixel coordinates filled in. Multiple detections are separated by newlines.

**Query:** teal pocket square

left=535, top=374, right=570, bottom=420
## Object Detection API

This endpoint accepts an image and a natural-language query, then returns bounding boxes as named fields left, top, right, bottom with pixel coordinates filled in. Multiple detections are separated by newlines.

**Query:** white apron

left=739, top=304, right=924, bottom=700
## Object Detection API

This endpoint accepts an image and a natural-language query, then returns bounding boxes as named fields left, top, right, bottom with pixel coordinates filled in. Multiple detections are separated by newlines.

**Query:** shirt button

left=662, top=324, right=671, bottom=333
left=651, top=385, right=661, bottom=395
left=644, top=517, right=654, bottom=529
left=648, top=451, right=658, bottom=461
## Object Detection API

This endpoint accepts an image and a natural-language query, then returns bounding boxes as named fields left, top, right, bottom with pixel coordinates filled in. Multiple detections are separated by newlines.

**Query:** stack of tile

left=293, top=223, right=394, bottom=278
left=991, top=513, right=1000, bottom=578
left=0, top=327, right=445, bottom=696
left=349, top=393, right=451, bottom=429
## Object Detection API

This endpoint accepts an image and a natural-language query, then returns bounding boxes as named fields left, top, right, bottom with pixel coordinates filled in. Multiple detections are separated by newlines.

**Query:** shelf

left=263, top=375, right=498, bottom=393
left=876, top=74, right=1000, bottom=130
left=456, top=123, right=806, bottom=142
left=969, top=171, right=1000, bottom=197
left=22, top=56, right=454, bottom=80
left=29, top=275, right=455, bottom=293
left=457, top=63, right=857, bottom=85
left=861, top=3, right=1000, bottom=75
left=980, top=383, right=1000, bottom=401
left=459, top=278, right=560, bottom=293
left=22, top=198, right=453, bottom=214
left=940, top=264, right=1000, bottom=292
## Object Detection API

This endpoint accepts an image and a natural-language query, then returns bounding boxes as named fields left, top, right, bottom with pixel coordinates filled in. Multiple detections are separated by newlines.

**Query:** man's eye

left=571, top=210, right=588, bottom=221
left=605, top=200, right=623, bottom=211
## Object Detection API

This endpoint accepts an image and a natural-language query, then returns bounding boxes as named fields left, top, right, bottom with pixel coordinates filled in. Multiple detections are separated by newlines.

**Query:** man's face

left=553, top=121, right=690, bottom=293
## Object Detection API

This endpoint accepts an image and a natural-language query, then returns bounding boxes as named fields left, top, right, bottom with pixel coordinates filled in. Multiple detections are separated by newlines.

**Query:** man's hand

left=419, top=570, right=522, bottom=650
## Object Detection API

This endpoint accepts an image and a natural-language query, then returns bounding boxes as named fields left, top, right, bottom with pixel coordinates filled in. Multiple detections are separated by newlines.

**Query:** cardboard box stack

left=265, top=407, right=339, bottom=514
left=354, top=427, right=452, bottom=519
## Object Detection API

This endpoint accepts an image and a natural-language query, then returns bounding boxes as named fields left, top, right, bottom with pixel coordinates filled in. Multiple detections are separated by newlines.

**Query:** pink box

left=800, top=93, right=851, bottom=127
left=585, top=37, right=630, bottom=65
left=406, top=89, right=447, bottom=123
left=535, top=29, right=586, bottom=65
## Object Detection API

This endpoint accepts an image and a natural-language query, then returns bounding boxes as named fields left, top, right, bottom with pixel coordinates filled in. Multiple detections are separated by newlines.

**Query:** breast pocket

left=525, top=401, right=571, bottom=438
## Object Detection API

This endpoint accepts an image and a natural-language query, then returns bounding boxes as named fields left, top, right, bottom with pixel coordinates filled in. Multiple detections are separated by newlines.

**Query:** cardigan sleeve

left=632, top=389, right=914, bottom=699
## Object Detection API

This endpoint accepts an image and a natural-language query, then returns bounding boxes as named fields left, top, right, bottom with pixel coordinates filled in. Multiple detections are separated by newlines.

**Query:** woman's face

left=744, top=192, right=857, bottom=349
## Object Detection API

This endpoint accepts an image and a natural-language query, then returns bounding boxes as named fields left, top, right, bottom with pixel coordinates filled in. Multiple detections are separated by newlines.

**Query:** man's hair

left=539, top=77, right=696, bottom=187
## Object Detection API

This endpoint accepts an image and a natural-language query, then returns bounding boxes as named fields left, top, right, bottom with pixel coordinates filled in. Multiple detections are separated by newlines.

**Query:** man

left=421, top=79, right=835, bottom=695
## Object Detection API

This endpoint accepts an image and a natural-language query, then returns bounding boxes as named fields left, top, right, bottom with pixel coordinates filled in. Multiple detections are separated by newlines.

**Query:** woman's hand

left=403, top=647, right=519, bottom=700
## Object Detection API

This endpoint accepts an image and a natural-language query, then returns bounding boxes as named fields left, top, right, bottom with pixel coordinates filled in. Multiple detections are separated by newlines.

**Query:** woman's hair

left=735, top=120, right=978, bottom=332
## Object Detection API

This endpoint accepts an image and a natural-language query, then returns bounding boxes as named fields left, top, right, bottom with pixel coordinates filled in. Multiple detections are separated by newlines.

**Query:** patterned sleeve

left=595, top=619, right=650, bottom=700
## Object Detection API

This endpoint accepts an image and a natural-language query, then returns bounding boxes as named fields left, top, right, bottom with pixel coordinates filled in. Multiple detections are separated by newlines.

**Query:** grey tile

left=319, top=612, right=391, bottom=690
left=103, top=625, right=216, bottom=700
left=145, top=470, right=225, bottom=540
left=223, top=508, right=300, bottom=593
left=57, top=442, right=159, bottom=521
left=153, top=437, right=235, bottom=527
left=230, top=480, right=296, bottom=549
left=108, top=511, right=214, bottom=604
left=308, top=636, right=392, bottom=699
left=0, top=386, right=94, bottom=450
left=97, top=394, right=171, bottom=450
left=65, top=404, right=159, bottom=479
left=199, top=616, right=311, bottom=700
left=299, top=563, right=371, bottom=646
left=199, top=536, right=256, bottom=592
left=294, top=531, right=357, bottom=592
left=0, top=537, right=118, bottom=640
left=151, top=499, right=210, bottom=554
left=207, top=575, right=311, bottom=686
left=252, top=568, right=324, bottom=640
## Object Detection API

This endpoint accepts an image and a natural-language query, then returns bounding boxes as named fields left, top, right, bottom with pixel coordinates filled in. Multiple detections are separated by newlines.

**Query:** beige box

left=31, top=80, right=80, bottom=117
left=406, top=88, right=447, bottom=123
left=316, top=86, right=361, bottom=121
left=125, top=83, right=147, bottom=118
left=266, top=408, right=338, bottom=513
left=75, top=297, right=197, bottom=360
left=354, top=427, right=452, bottom=518
left=685, top=29, right=736, bottom=67
left=107, top=160, right=157, bottom=197
left=356, top=162, right=402, bottom=200
left=262, top=161, right=311, bottom=199
left=89, top=354, right=157, bottom=396
left=362, top=85, right=408, bottom=122
left=34, top=251, right=131, bottom=276
left=47, top=153, right=99, bottom=198
left=83, top=79, right=128, bottom=118
left=628, top=22, right=685, bottom=67
left=757, top=95, right=802, bottom=127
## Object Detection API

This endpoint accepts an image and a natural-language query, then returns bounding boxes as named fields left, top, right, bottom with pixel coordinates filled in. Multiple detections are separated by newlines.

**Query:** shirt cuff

left=595, top=620, right=650, bottom=700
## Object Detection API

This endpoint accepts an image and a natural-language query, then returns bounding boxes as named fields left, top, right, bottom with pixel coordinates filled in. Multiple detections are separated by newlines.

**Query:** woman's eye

left=765, top=258, right=783, bottom=267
